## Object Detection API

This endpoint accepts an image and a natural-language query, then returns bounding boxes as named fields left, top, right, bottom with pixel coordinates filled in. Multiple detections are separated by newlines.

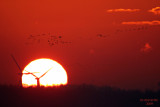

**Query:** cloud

left=122, top=20, right=160, bottom=25
left=148, top=7, right=160, bottom=15
left=106, top=9, right=140, bottom=13
left=141, top=43, right=152, bottom=53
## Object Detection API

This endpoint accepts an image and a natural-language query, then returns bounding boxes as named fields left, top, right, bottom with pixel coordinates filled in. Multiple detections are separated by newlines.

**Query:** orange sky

left=0, top=0, right=160, bottom=91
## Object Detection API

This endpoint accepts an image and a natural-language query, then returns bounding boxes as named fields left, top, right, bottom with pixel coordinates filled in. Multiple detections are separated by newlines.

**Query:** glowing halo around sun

left=22, top=58, right=68, bottom=87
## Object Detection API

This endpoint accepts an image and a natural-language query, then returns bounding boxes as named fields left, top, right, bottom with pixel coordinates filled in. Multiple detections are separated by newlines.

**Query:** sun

left=22, top=58, right=68, bottom=87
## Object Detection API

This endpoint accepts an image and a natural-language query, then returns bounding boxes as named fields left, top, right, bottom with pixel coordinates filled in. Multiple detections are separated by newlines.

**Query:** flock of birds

left=25, top=25, right=156, bottom=46
left=25, top=33, right=71, bottom=46
left=96, top=25, right=150, bottom=38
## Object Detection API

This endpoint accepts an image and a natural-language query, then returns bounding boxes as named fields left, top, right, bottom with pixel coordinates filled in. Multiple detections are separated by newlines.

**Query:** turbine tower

left=26, top=67, right=53, bottom=87
left=11, top=54, right=38, bottom=87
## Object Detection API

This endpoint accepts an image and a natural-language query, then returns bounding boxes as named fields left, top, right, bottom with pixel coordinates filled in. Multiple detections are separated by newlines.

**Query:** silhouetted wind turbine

left=11, top=54, right=38, bottom=87
left=26, top=67, right=53, bottom=87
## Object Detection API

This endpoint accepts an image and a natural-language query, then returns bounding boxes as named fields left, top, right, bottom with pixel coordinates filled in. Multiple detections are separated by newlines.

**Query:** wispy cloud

left=106, top=9, right=140, bottom=13
left=148, top=7, right=160, bottom=15
left=141, top=43, right=152, bottom=53
left=122, top=20, right=160, bottom=25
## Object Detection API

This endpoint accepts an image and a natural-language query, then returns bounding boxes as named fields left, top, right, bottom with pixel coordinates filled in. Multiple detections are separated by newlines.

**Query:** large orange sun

left=22, top=58, right=68, bottom=87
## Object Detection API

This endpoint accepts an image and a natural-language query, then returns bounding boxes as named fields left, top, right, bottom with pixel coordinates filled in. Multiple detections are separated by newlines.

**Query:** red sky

left=0, top=0, right=160, bottom=91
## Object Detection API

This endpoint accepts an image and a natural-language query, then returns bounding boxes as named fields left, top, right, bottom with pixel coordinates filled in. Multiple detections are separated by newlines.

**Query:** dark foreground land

left=0, top=85, right=159, bottom=107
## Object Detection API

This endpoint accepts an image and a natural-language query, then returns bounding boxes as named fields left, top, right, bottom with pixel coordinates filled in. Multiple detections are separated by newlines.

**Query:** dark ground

left=0, top=85, right=159, bottom=107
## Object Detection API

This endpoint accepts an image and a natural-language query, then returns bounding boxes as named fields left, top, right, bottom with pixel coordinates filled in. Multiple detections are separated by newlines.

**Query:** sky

left=0, top=0, right=160, bottom=91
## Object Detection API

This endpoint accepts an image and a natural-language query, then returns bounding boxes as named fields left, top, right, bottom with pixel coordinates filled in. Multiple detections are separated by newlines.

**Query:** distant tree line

left=0, top=84, right=159, bottom=107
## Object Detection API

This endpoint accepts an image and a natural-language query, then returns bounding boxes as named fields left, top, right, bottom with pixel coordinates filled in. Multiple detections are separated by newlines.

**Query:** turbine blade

left=25, top=70, right=38, bottom=78
left=39, top=67, right=53, bottom=78
left=11, top=54, right=22, bottom=72
left=18, top=73, right=31, bottom=75
left=32, top=72, right=39, bottom=73
left=23, top=73, right=34, bottom=74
